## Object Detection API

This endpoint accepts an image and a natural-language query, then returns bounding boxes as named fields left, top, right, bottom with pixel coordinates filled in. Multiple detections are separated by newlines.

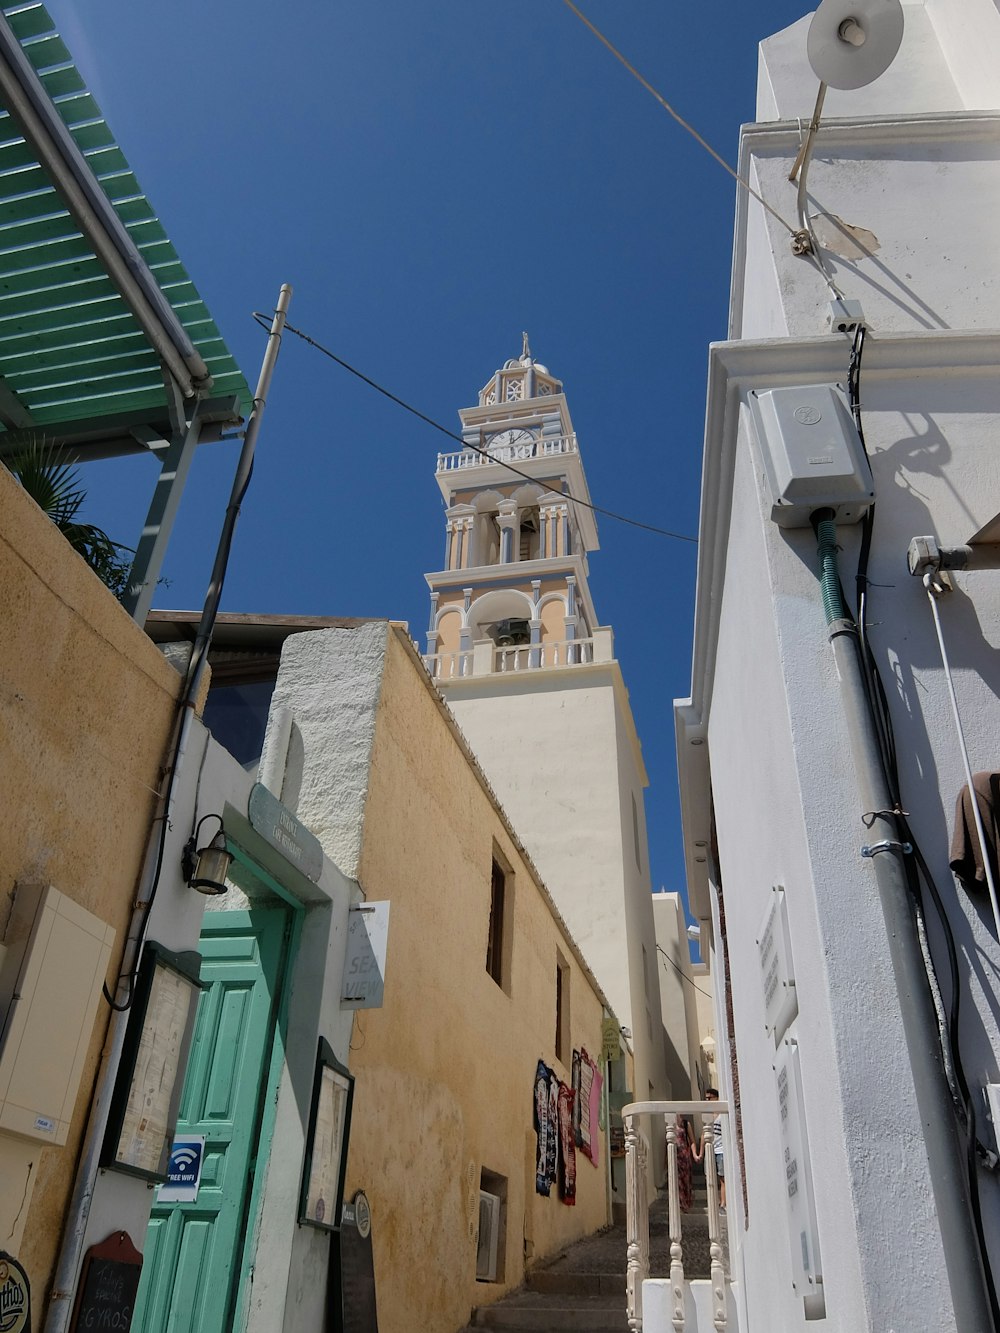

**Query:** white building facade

left=424, top=346, right=669, bottom=1174
left=672, top=2, right=1000, bottom=1330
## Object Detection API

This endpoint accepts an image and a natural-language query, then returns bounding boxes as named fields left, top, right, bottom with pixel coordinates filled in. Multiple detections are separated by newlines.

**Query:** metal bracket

left=861, top=839, right=912, bottom=859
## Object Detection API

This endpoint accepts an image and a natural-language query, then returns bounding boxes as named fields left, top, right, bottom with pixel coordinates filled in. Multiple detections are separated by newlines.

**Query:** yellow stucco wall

left=347, top=628, right=610, bottom=1333
left=0, top=466, right=181, bottom=1296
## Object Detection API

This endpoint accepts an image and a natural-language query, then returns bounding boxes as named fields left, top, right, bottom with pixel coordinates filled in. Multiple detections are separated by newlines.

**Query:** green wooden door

left=132, top=905, right=290, bottom=1332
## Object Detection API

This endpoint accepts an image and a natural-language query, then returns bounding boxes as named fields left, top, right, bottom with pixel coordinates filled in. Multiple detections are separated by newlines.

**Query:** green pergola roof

left=0, top=2, right=251, bottom=447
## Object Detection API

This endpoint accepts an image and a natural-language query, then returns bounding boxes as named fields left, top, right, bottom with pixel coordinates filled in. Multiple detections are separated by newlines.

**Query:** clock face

left=485, top=428, right=536, bottom=457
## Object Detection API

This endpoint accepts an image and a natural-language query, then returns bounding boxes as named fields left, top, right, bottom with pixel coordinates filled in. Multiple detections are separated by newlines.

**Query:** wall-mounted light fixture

left=182, top=814, right=232, bottom=896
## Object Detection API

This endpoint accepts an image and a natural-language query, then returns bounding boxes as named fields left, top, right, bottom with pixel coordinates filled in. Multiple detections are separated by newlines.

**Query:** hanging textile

left=557, top=1081, right=576, bottom=1204
left=548, top=1073, right=560, bottom=1192
left=571, top=1050, right=583, bottom=1146
left=534, top=1060, right=557, bottom=1196
left=577, top=1048, right=597, bottom=1163
left=587, top=1056, right=603, bottom=1167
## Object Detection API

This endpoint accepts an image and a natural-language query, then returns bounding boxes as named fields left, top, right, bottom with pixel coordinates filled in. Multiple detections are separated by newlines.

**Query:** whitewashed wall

left=676, top=2, right=1000, bottom=1327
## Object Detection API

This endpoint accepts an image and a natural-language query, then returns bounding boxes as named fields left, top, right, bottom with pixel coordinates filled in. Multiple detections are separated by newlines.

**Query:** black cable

left=845, top=327, right=1000, bottom=1328
left=251, top=313, right=698, bottom=546
left=656, top=943, right=714, bottom=1000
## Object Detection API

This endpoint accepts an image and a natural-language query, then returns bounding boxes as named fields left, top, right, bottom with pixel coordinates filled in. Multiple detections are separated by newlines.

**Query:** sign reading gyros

left=0, top=1253, right=30, bottom=1333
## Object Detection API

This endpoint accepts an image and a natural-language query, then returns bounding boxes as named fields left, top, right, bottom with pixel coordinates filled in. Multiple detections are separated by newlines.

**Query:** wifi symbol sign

left=169, top=1141, right=203, bottom=1179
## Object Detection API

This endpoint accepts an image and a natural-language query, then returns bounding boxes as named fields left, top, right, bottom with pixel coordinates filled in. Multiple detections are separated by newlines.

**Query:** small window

left=486, top=853, right=513, bottom=992
left=478, top=1168, right=508, bottom=1282
left=632, top=793, right=642, bottom=871
left=555, top=950, right=571, bottom=1063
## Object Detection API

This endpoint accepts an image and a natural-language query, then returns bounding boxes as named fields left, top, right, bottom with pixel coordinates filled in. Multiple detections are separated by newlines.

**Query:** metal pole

left=828, top=616, right=995, bottom=1332
left=184, top=282, right=292, bottom=703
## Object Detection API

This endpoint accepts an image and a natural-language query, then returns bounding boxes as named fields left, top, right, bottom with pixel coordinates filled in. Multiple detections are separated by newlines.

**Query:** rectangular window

left=555, top=950, right=571, bottom=1063
left=477, top=1168, right=508, bottom=1282
left=632, top=792, right=642, bottom=871
left=486, top=852, right=513, bottom=992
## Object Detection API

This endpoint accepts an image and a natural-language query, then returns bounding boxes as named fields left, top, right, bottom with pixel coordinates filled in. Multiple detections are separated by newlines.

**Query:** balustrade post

left=625, top=1113, right=645, bottom=1333
left=704, top=1124, right=727, bottom=1332
left=665, top=1117, right=686, bottom=1332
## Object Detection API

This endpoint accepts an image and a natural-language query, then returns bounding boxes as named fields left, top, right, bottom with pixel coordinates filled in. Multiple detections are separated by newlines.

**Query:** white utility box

left=0, top=884, right=115, bottom=1144
left=749, top=383, right=874, bottom=529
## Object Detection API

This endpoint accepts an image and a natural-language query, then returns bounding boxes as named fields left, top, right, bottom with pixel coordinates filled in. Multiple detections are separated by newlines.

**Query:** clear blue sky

left=47, top=0, right=812, bottom=915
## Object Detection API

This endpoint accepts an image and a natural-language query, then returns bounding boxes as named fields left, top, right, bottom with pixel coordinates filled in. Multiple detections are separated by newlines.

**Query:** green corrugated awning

left=0, top=2, right=251, bottom=451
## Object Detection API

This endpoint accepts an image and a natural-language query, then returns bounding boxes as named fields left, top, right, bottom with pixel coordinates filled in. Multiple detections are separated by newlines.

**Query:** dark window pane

left=203, top=678, right=276, bottom=768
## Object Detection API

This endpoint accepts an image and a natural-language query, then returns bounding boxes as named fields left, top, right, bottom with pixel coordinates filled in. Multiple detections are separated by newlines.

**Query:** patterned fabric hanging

left=557, top=1081, right=576, bottom=1204
left=572, top=1049, right=583, bottom=1145
left=548, top=1073, right=559, bottom=1191
left=585, top=1050, right=603, bottom=1167
left=578, top=1048, right=596, bottom=1162
left=534, top=1059, right=557, bottom=1196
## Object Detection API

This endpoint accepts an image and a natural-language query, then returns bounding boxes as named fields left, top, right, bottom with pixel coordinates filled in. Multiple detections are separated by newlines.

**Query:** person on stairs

left=695, top=1087, right=725, bottom=1212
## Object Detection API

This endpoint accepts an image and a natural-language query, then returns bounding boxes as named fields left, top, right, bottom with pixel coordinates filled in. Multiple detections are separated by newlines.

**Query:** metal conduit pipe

left=0, top=15, right=211, bottom=394
left=815, top=518, right=995, bottom=1331
left=42, top=286, right=291, bottom=1333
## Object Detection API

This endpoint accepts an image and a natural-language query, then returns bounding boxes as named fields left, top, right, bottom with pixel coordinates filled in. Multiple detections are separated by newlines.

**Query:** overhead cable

left=657, top=943, right=714, bottom=1001
left=252, top=313, right=698, bottom=545
left=560, top=0, right=798, bottom=238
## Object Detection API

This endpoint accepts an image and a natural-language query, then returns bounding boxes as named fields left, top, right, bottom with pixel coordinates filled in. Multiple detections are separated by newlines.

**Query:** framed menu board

left=102, top=943, right=204, bottom=1182
left=299, top=1039, right=354, bottom=1232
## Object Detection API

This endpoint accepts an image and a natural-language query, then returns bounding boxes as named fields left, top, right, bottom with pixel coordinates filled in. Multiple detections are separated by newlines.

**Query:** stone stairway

left=462, top=1192, right=722, bottom=1332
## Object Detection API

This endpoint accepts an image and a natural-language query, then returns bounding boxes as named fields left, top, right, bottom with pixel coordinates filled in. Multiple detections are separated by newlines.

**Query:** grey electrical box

left=749, top=384, right=874, bottom=529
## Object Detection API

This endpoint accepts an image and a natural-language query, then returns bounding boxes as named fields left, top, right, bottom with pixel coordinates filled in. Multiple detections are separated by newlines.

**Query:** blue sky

left=46, top=0, right=814, bottom=915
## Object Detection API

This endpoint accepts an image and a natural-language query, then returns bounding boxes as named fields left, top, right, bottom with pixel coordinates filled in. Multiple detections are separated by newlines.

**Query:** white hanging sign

left=775, top=1037, right=824, bottom=1311
left=341, top=902, right=390, bottom=1009
left=757, top=885, right=797, bottom=1045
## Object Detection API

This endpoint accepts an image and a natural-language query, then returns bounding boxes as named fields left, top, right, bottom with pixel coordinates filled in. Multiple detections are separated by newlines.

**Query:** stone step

left=525, top=1270, right=624, bottom=1297
left=465, top=1290, right=628, bottom=1330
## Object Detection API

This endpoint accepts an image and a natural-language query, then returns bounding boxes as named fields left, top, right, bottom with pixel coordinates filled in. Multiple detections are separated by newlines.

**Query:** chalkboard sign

left=328, top=1192, right=378, bottom=1333
left=70, top=1232, right=142, bottom=1333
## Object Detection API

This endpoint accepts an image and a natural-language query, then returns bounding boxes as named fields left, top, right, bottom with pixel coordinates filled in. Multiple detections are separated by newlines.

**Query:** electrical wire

left=559, top=0, right=798, bottom=239
left=844, top=327, right=1000, bottom=1328
left=252, top=313, right=698, bottom=545
left=657, top=943, right=714, bottom=1001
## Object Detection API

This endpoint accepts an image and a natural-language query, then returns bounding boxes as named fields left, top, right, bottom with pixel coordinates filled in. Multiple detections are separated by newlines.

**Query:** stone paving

left=463, top=1189, right=729, bottom=1330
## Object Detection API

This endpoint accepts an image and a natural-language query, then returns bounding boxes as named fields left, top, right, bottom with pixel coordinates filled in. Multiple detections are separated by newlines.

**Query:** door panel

left=132, top=905, right=289, bottom=1333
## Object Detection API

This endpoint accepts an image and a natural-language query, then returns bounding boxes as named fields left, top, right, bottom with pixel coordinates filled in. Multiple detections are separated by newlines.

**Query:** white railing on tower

left=623, top=1100, right=733, bottom=1333
left=424, top=636, right=601, bottom=681
left=436, top=432, right=579, bottom=472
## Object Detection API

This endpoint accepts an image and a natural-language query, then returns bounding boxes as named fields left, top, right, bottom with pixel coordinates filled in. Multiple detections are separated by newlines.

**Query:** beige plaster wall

left=0, top=466, right=181, bottom=1296
left=348, top=628, right=610, bottom=1333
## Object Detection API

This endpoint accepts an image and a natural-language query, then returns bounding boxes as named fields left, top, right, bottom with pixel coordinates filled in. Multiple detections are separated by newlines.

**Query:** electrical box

left=0, top=884, right=115, bottom=1145
left=749, top=384, right=874, bottom=529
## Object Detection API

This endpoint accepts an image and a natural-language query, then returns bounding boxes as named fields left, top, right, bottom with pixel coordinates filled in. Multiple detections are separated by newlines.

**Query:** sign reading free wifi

left=156, top=1137, right=206, bottom=1203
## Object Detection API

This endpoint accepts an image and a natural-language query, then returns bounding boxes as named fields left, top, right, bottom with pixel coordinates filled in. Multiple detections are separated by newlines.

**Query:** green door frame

left=226, top=842, right=306, bottom=1331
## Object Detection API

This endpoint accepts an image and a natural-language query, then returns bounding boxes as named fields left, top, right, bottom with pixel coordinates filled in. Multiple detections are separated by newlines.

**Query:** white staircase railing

left=623, top=1100, right=732, bottom=1333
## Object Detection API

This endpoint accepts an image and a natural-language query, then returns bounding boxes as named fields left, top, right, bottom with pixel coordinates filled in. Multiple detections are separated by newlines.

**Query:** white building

left=651, top=892, right=705, bottom=1099
left=423, top=345, right=670, bottom=1176
left=665, top=1, right=1000, bottom=1330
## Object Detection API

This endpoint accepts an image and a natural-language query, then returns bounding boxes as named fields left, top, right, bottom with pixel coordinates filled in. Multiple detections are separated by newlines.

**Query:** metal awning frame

left=0, top=9, right=248, bottom=623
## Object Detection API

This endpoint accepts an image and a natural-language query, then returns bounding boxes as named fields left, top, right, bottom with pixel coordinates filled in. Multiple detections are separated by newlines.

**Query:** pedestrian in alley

left=695, top=1087, right=725, bottom=1212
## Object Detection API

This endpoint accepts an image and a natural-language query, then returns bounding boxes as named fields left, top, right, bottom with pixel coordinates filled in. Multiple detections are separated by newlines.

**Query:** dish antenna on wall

left=789, top=0, right=905, bottom=279
left=806, top=0, right=905, bottom=89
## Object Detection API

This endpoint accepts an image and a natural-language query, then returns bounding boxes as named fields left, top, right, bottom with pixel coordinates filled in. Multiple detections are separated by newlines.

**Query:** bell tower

left=423, top=342, right=672, bottom=1169
left=424, top=336, right=603, bottom=678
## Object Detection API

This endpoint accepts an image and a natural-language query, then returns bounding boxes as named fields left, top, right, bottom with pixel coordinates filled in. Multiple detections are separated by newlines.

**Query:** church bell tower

left=424, top=335, right=603, bottom=677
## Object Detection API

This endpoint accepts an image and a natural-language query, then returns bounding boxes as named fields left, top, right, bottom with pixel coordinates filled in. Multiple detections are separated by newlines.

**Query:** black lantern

left=182, top=814, right=232, bottom=896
